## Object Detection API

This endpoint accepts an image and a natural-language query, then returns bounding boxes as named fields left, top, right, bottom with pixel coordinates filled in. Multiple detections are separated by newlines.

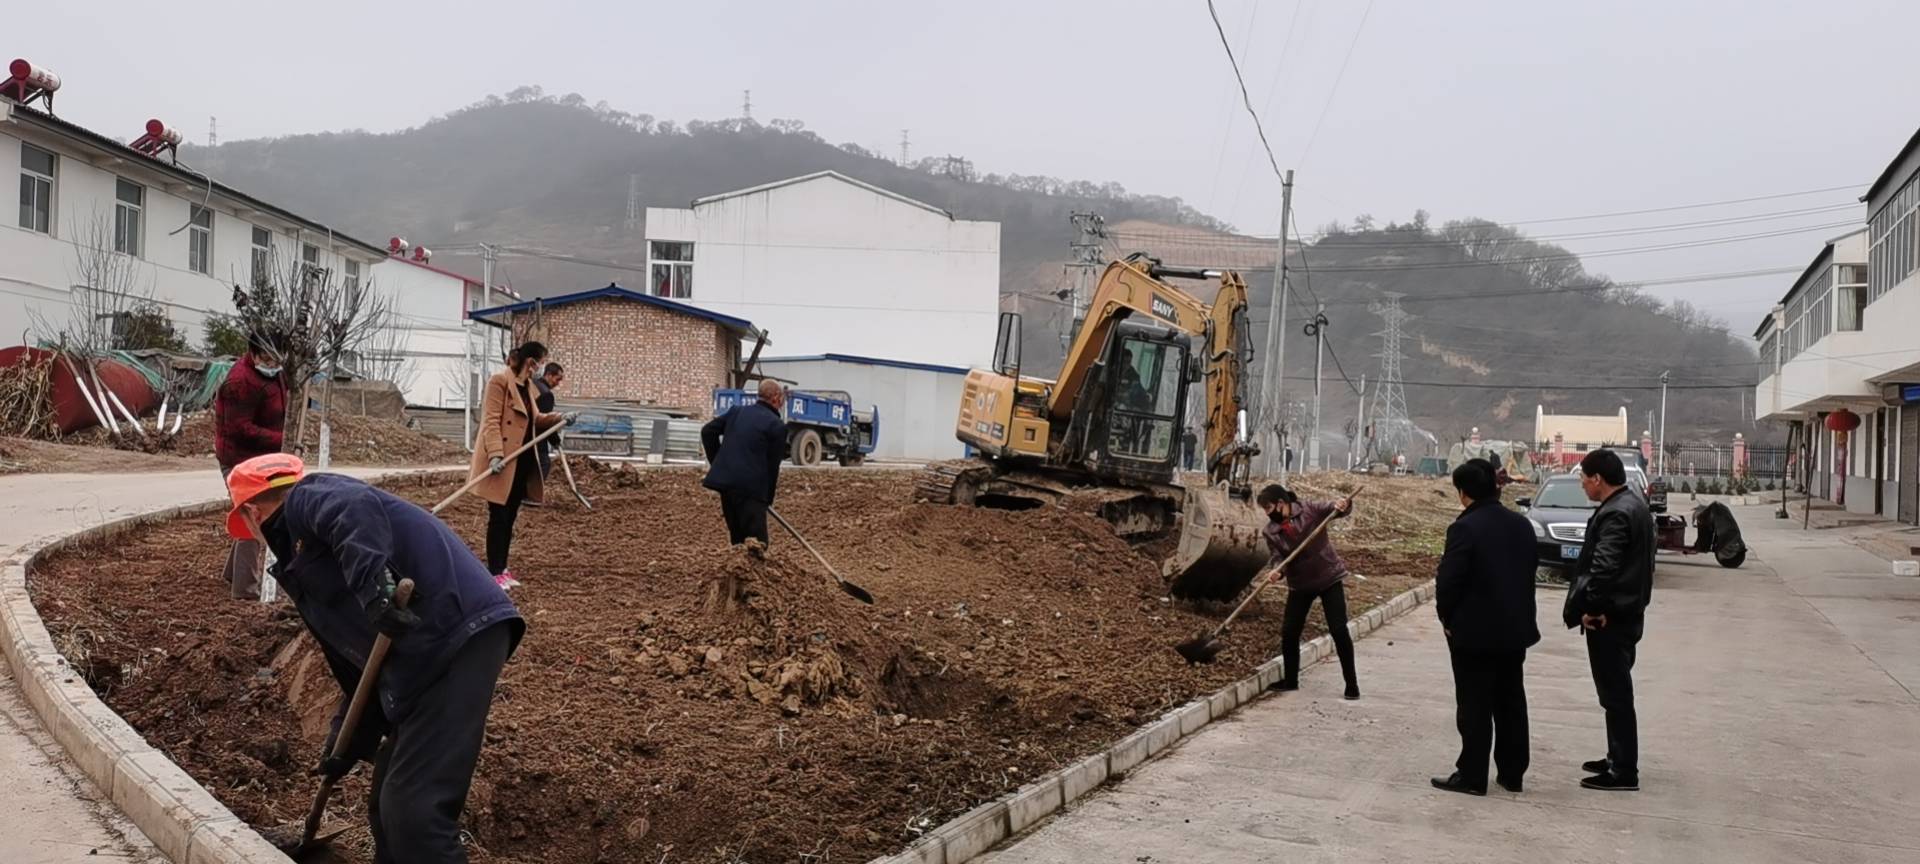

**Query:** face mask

left=256, top=363, right=282, bottom=378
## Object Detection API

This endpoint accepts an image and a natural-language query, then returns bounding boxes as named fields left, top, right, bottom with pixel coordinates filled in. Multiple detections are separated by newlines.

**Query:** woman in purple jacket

left=1259, top=484, right=1360, bottom=699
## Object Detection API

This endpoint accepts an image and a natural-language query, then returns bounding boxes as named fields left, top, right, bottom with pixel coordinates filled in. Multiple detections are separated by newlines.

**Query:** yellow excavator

left=917, top=253, right=1270, bottom=601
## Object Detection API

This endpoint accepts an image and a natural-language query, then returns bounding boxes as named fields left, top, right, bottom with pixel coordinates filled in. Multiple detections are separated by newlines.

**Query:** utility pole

left=1658, top=370, right=1671, bottom=477
left=479, top=243, right=498, bottom=422
left=1064, top=211, right=1106, bottom=357
left=1308, top=304, right=1327, bottom=470
left=1258, top=169, right=1294, bottom=478
left=1353, top=373, right=1367, bottom=469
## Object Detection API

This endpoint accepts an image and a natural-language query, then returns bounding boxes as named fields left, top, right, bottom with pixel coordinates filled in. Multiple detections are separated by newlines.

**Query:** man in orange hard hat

left=226, top=454, right=523, bottom=864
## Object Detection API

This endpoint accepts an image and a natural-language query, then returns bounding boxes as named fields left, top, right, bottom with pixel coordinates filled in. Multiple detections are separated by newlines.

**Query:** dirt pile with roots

left=30, top=465, right=1444, bottom=862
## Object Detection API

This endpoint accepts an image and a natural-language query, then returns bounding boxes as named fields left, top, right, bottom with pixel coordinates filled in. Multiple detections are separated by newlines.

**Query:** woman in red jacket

left=212, top=337, right=287, bottom=600
left=1259, top=484, right=1359, bottom=699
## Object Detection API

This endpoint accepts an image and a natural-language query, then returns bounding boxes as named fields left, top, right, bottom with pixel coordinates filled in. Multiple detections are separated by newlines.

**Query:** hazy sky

left=32, top=0, right=1920, bottom=332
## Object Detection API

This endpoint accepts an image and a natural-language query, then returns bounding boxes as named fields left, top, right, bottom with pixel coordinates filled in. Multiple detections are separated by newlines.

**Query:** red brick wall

left=514, top=298, right=737, bottom=417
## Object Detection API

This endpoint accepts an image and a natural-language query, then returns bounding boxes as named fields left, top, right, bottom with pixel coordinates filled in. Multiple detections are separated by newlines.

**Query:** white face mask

left=255, top=363, right=282, bottom=378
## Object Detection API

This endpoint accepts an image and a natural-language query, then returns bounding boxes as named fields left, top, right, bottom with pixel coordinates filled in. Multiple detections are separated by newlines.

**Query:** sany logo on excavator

left=1149, top=293, right=1178, bottom=322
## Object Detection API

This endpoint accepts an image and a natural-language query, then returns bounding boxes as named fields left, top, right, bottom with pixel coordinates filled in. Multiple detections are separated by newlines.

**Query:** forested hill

left=191, top=89, right=1759, bottom=445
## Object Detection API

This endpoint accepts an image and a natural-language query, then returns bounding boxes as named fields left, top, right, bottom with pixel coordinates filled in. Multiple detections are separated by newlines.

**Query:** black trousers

left=720, top=492, right=770, bottom=546
left=1586, top=624, right=1641, bottom=779
left=1280, top=581, right=1357, bottom=687
left=367, top=623, right=512, bottom=864
left=1449, top=644, right=1530, bottom=786
left=484, top=453, right=536, bottom=574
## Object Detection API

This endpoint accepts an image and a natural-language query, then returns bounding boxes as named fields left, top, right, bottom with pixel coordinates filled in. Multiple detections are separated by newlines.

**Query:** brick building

left=470, top=284, right=762, bottom=417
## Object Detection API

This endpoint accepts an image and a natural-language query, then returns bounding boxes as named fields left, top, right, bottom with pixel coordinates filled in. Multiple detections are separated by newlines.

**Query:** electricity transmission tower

left=625, top=173, right=642, bottom=231
left=742, top=90, right=752, bottom=120
left=899, top=130, right=911, bottom=165
left=1064, top=211, right=1107, bottom=353
left=1366, top=292, right=1413, bottom=463
left=207, top=116, right=217, bottom=147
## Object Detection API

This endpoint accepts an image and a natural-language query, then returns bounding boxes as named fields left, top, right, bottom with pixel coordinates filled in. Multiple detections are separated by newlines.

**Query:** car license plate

left=1561, top=544, right=1581, bottom=559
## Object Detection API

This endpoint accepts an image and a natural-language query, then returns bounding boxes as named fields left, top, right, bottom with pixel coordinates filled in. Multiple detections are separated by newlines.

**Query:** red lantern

left=1825, top=409, right=1861, bottom=433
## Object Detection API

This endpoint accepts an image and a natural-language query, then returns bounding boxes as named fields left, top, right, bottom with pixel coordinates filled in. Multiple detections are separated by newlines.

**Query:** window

left=648, top=241, right=694, bottom=298
left=250, top=226, right=273, bottom=287
left=1837, top=263, right=1867, bottom=331
left=344, top=259, right=361, bottom=294
left=1870, top=175, right=1920, bottom=305
left=18, top=143, right=54, bottom=233
left=187, top=205, right=213, bottom=274
left=113, top=178, right=143, bottom=256
left=300, top=242, right=325, bottom=288
left=1106, top=338, right=1181, bottom=462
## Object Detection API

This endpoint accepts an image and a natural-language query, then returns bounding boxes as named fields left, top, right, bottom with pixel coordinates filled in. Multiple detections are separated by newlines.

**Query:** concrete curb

left=867, top=578, right=1438, bottom=864
left=1, top=499, right=292, bottom=864
left=1, top=469, right=459, bottom=863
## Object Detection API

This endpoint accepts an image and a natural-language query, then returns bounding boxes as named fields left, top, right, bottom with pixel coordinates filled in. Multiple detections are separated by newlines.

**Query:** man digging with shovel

left=226, top=453, right=524, bottom=863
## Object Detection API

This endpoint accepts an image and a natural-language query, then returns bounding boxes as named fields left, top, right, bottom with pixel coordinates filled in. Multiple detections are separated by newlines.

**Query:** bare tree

left=357, top=316, right=419, bottom=396
left=226, top=244, right=396, bottom=465
left=29, top=210, right=163, bottom=356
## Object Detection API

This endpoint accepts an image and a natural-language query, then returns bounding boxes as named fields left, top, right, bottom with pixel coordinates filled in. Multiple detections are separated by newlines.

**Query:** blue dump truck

left=712, top=387, right=879, bottom=467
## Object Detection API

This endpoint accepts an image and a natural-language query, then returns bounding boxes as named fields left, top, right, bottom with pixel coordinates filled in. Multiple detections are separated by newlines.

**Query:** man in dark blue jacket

left=1432, top=459, right=1541, bottom=797
left=226, top=454, right=523, bottom=864
left=702, top=378, right=789, bottom=547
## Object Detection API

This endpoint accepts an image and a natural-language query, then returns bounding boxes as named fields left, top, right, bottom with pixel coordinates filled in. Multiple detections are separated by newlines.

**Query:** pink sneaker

left=494, top=570, right=522, bottom=590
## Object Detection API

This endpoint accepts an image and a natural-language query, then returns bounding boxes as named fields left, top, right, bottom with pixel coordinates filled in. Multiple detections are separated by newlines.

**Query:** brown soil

left=0, top=436, right=205, bottom=474
left=29, top=467, right=1447, bottom=863
left=34, top=412, right=465, bottom=472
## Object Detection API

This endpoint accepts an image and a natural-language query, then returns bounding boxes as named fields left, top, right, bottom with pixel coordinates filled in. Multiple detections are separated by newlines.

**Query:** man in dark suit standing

left=1432, top=459, right=1541, bottom=796
left=701, top=379, right=789, bottom=549
left=1566, top=447, right=1654, bottom=792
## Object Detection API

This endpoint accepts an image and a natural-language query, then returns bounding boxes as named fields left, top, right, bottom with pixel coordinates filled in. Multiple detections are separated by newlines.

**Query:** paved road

left=982, top=504, right=1920, bottom=864
left=0, top=468, right=425, bottom=863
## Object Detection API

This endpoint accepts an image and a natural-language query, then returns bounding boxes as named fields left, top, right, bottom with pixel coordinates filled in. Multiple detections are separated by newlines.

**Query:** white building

left=644, top=171, right=1000, bottom=368
left=1756, top=127, right=1920, bottom=523
left=2, top=98, right=386, bottom=357
left=368, top=251, right=511, bottom=409
left=756, top=353, right=969, bottom=461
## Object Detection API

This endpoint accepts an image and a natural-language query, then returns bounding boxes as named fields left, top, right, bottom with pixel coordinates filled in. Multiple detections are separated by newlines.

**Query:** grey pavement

left=982, top=503, right=1920, bottom=864
left=0, top=467, right=434, bottom=863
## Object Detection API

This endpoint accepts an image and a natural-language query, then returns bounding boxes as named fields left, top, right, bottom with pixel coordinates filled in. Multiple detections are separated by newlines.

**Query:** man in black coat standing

left=1566, top=448, right=1654, bottom=791
left=1432, top=459, right=1541, bottom=796
left=702, top=379, right=789, bottom=548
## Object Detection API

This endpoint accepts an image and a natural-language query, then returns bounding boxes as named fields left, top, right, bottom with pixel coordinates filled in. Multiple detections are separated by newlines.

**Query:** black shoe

left=1580, top=772, right=1639, bottom=791
left=1581, top=758, right=1611, bottom=774
left=1344, top=684, right=1361, bottom=701
left=1431, top=773, right=1487, bottom=796
left=1267, top=679, right=1299, bottom=693
left=1496, top=776, right=1523, bottom=793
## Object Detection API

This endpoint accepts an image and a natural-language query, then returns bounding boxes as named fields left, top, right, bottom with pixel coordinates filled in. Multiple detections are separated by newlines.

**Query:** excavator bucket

left=1164, top=485, right=1270, bottom=602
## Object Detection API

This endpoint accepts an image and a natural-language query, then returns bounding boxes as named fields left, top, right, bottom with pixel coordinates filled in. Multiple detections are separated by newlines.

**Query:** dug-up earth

left=29, top=466, right=1457, bottom=863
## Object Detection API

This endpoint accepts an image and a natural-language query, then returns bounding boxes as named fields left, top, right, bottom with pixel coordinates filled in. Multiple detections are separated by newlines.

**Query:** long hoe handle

left=1208, top=487, right=1365, bottom=638
left=433, top=422, right=567, bottom=515
left=768, top=506, right=875, bottom=605
left=297, top=579, right=414, bottom=851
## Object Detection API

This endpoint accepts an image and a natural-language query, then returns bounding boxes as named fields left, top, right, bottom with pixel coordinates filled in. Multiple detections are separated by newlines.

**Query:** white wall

left=646, top=173, right=999, bottom=369
left=1, top=123, right=378, bottom=359
left=368, top=258, right=475, bottom=408
left=755, top=357, right=968, bottom=461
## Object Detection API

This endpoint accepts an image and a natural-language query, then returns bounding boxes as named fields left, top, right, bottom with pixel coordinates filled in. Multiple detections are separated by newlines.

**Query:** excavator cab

left=1079, top=321, right=1192, bottom=488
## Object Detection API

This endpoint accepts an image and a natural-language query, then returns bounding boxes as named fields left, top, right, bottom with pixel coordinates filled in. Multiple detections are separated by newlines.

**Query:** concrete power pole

left=1258, top=170, right=1295, bottom=478
left=1658, top=370, right=1671, bottom=477
left=1308, top=304, right=1328, bottom=470
left=1353, top=374, right=1368, bottom=468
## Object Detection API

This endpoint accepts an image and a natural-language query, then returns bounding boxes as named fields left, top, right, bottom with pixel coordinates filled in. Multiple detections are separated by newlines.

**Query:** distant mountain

left=193, top=90, right=1758, bottom=447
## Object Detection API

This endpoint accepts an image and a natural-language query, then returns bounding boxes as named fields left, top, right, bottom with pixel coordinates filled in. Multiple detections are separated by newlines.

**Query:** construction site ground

left=2, top=412, right=467, bottom=474
left=27, top=466, right=1456, bottom=863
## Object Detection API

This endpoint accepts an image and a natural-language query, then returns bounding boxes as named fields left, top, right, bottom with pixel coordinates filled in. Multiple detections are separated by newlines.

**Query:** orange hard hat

left=225, top=453, right=305, bottom=539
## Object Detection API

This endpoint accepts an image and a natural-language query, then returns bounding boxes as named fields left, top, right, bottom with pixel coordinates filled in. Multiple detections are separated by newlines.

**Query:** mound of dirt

left=61, top=411, right=465, bottom=467
left=30, top=466, right=1444, bottom=863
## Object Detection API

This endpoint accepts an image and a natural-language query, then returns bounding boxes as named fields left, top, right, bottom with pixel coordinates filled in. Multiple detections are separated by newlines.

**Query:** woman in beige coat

left=468, top=340, right=566, bottom=588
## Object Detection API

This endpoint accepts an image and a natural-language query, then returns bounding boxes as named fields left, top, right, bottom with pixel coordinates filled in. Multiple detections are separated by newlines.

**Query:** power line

left=1298, top=0, right=1375, bottom=171
left=1227, top=0, right=1306, bottom=223
left=1300, top=220, right=1860, bottom=274
left=1493, top=183, right=1865, bottom=227
left=1110, top=200, right=1861, bottom=249
left=1204, top=0, right=1286, bottom=186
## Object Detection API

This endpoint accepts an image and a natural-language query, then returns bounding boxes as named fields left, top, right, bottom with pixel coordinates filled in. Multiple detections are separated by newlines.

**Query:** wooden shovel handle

left=300, top=578, right=414, bottom=847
